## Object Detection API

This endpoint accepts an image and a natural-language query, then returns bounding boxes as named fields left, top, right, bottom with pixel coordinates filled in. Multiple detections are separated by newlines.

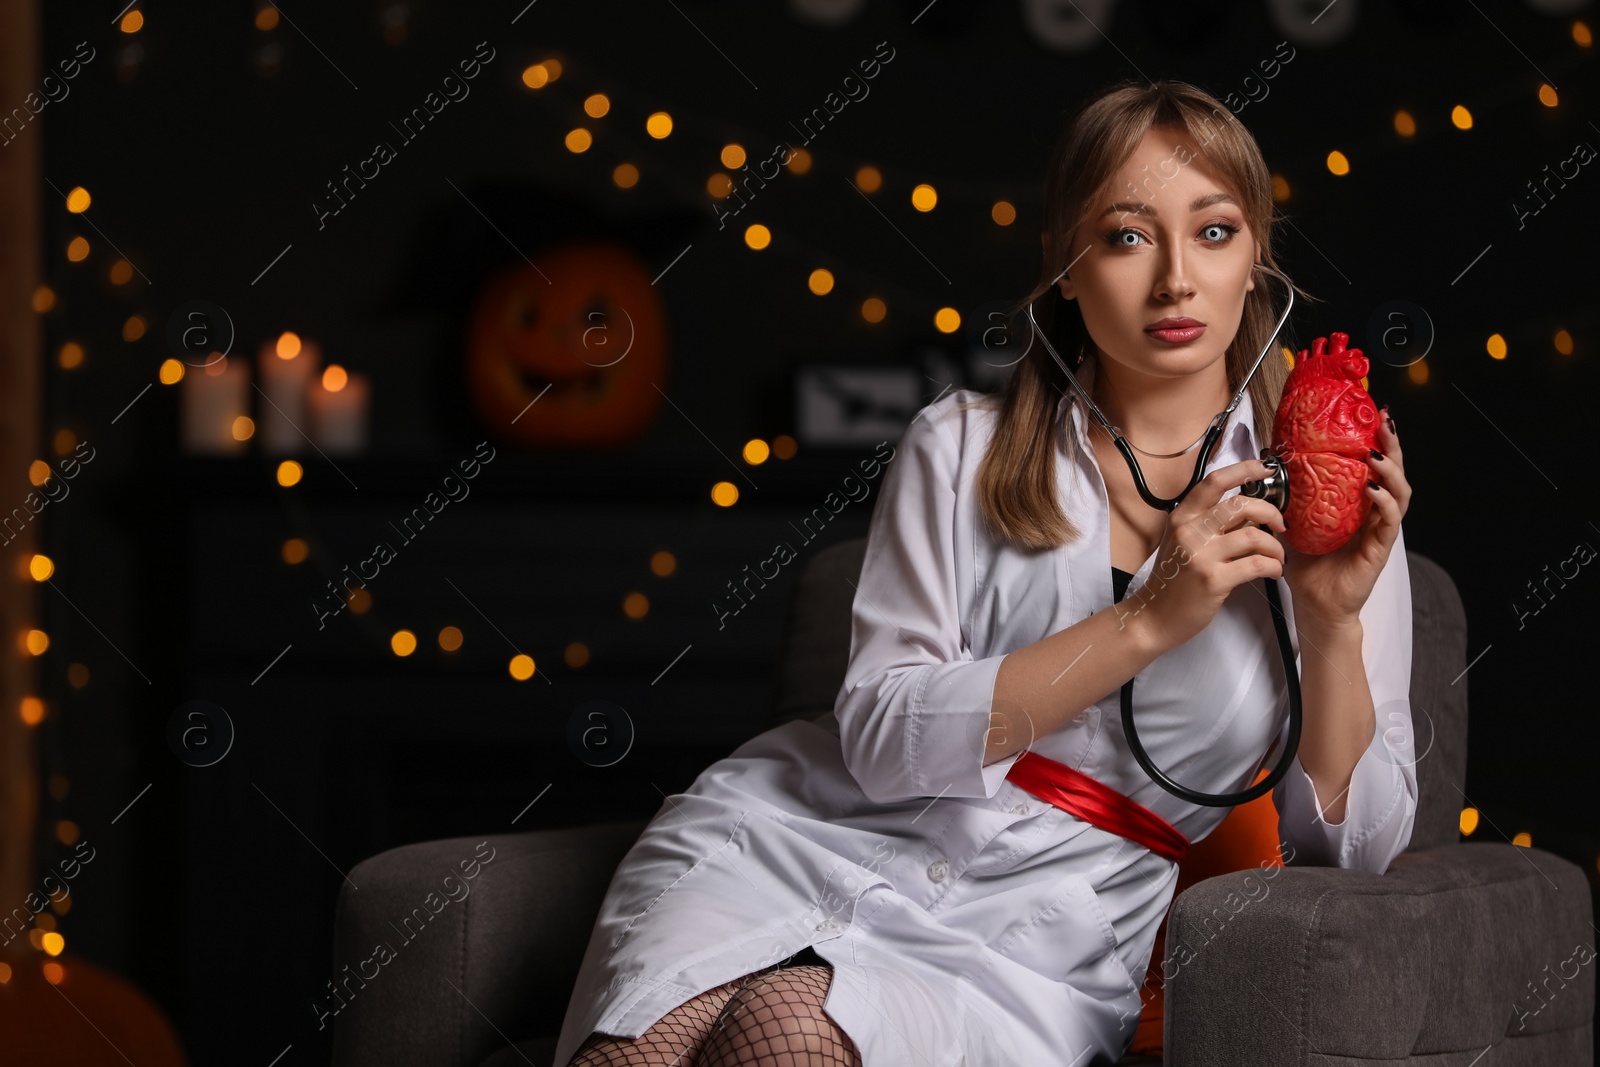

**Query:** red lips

left=1146, top=317, right=1205, bottom=331
left=1271, top=331, right=1380, bottom=554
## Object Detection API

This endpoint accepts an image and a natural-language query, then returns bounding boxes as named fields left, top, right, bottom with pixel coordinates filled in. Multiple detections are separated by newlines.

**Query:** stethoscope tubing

left=1024, top=261, right=1303, bottom=807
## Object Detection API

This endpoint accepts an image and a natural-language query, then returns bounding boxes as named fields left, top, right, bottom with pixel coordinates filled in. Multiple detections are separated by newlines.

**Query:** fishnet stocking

left=566, top=950, right=859, bottom=1067
left=566, top=973, right=754, bottom=1067
left=697, top=963, right=861, bottom=1067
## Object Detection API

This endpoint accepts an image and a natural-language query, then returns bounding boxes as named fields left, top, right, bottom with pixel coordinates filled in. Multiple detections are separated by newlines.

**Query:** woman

left=555, top=78, right=1418, bottom=1067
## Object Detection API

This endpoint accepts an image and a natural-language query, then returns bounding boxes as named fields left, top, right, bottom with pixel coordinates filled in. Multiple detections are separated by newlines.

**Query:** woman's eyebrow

left=1099, top=192, right=1240, bottom=220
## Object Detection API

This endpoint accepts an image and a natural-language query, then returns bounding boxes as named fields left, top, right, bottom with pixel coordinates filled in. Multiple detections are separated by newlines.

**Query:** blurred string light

left=117, top=5, right=145, bottom=82
left=378, top=3, right=412, bottom=46
left=521, top=57, right=565, bottom=90
left=252, top=2, right=284, bottom=78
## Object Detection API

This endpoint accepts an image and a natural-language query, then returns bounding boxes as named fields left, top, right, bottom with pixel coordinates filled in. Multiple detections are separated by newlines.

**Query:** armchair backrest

left=769, top=538, right=1469, bottom=854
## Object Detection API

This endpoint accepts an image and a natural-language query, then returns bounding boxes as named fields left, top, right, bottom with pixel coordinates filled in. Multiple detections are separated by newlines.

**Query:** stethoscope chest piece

left=1240, top=450, right=1291, bottom=514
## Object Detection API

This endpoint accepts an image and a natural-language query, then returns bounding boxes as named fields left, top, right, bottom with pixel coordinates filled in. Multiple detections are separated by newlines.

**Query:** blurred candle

left=181, top=355, right=250, bottom=454
left=308, top=365, right=369, bottom=455
left=258, top=332, right=320, bottom=454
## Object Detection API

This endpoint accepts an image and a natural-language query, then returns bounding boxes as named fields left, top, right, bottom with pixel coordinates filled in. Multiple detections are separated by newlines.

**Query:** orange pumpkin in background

left=465, top=240, right=668, bottom=449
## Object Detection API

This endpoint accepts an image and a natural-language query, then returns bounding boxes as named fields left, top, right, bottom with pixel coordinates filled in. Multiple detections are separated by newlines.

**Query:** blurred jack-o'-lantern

left=466, top=240, right=668, bottom=449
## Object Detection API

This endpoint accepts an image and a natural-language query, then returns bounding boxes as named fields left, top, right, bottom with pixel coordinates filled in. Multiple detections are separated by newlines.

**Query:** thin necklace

left=1088, top=398, right=1210, bottom=459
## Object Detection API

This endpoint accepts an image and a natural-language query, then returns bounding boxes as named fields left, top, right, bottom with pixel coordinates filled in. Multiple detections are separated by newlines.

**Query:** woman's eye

left=1103, top=223, right=1240, bottom=248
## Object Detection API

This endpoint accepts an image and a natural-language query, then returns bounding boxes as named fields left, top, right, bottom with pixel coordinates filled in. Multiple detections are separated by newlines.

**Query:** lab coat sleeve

left=1272, top=524, right=1419, bottom=874
left=833, top=403, right=1024, bottom=805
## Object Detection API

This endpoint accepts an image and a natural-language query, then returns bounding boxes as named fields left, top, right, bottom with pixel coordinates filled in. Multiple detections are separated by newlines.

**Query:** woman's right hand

left=1132, top=459, right=1287, bottom=651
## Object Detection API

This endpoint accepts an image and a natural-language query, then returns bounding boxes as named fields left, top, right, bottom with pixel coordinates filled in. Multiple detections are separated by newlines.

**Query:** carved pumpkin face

left=466, top=240, right=667, bottom=448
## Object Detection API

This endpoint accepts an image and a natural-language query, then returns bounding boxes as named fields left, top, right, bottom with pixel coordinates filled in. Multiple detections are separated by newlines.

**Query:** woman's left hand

left=1279, top=410, right=1409, bottom=635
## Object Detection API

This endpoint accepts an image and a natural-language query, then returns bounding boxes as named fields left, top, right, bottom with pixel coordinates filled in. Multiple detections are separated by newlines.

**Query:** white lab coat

left=552, top=387, right=1418, bottom=1067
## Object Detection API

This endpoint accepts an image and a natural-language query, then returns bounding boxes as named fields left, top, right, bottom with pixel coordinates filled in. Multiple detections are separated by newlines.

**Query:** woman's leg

left=696, top=962, right=862, bottom=1067
left=566, top=971, right=770, bottom=1067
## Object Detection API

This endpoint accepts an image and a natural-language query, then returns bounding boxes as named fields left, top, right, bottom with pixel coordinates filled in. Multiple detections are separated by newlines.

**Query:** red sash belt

left=1005, top=750, right=1190, bottom=863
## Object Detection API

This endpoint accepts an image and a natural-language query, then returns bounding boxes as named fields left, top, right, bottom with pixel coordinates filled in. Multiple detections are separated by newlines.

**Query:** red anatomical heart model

left=1271, top=331, right=1380, bottom=555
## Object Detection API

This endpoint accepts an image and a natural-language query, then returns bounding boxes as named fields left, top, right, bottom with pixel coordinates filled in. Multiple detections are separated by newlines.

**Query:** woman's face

left=1054, top=125, right=1261, bottom=385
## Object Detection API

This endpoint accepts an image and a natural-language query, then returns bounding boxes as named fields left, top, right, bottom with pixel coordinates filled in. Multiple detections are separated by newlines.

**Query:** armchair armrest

left=330, top=818, right=650, bottom=1067
left=1162, top=843, right=1594, bottom=1065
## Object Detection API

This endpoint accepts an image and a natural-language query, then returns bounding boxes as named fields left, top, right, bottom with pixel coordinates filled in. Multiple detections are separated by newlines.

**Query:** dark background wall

left=22, top=0, right=1599, bottom=1062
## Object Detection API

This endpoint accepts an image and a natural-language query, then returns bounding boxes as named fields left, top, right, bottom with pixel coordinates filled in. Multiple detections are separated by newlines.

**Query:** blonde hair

left=964, top=78, right=1319, bottom=551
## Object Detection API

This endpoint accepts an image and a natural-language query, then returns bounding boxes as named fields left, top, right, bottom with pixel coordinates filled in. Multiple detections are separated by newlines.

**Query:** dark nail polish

left=1366, top=478, right=1379, bottom=490
left=1369, top=448, right=1384, bottom=460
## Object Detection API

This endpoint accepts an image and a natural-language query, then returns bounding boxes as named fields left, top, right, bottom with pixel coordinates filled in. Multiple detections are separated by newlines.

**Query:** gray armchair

left=330, top=540, right=1595, bottom=1066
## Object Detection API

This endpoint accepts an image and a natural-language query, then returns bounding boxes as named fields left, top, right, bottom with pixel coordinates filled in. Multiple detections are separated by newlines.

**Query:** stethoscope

left=1023, top=260, right=1300, bottom=807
